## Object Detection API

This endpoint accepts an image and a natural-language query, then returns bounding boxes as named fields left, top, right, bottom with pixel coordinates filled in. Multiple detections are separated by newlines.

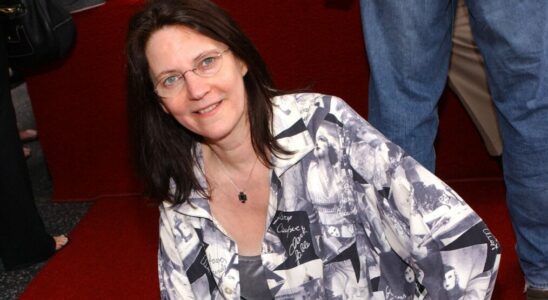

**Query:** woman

left=126, top=0, right=500, bottom=298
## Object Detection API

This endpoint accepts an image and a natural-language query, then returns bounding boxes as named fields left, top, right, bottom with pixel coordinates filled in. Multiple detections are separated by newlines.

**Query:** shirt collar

left=172, top=146, right=213, bottom=220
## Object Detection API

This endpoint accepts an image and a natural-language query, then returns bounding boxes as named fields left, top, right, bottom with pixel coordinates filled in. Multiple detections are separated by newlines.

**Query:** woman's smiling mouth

left=196, top=101, right=221, bottom=114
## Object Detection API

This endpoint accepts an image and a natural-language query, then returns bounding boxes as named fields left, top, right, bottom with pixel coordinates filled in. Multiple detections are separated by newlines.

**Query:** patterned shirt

left=158, top=93, right=500, bottom=299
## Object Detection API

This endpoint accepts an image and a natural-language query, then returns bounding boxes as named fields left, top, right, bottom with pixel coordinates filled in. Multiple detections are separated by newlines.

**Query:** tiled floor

left=0, top=83, right=91, bottom=300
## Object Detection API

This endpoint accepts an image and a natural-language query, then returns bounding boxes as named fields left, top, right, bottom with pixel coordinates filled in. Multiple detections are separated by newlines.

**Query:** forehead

left=145, top=25, right=224, bottom=70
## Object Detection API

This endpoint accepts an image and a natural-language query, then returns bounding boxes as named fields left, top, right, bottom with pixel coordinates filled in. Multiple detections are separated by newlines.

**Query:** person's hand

left=53, top=235, right=69, bottom=251
left=19, top=129, right=38, bottom=159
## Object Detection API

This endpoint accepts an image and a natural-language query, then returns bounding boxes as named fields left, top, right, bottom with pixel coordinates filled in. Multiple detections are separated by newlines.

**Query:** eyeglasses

left=154, top=48, right=230, bottom=98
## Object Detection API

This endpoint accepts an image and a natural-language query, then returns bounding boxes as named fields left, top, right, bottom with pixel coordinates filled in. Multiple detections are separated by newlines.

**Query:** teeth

left=198, top=103, right=218, bottom=114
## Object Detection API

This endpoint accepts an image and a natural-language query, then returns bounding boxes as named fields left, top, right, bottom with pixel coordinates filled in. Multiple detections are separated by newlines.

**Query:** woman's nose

left=184, top=72, right=209, bottom=100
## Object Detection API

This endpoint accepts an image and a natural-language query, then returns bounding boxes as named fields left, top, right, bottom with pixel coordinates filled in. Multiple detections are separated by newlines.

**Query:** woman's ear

left=238, top=59, right=248, bottom=76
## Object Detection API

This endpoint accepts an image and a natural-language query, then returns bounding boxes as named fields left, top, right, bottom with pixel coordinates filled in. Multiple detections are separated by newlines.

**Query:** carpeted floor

left=15, top=179, right=521, bottom=299
left=20, top=196, right=160, bottom=300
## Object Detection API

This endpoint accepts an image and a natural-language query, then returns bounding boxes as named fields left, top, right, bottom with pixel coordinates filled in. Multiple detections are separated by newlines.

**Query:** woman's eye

left=200, top=56, right=217, bottom=70
left=163, top=75, right=180, bottom=87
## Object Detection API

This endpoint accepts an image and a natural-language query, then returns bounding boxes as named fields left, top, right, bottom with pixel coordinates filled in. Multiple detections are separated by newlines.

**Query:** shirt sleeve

left=329, top=95, right=501, bottom=299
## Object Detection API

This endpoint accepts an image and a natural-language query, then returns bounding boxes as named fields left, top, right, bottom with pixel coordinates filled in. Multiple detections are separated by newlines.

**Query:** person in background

left=1, top=9, right=68, bottom=271
left=359, top=0, right=548, bottom=298
left=126, top=0, right=500, bottom=298
left=448, top=0, right=502, bottom=157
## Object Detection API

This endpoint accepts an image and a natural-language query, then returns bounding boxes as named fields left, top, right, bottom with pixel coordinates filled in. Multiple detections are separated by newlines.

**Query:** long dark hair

left=126, top=0, right=289, bottom=205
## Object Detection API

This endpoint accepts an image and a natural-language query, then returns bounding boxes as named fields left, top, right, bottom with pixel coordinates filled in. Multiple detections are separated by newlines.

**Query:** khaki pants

left=448, top=0, right=503, bottom=156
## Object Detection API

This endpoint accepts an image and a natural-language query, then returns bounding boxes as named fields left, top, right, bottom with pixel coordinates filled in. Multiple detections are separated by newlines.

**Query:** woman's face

left=443, top=269, right=457, bottom=290
left=404, top=267, right=415, bottom=283
left=145, top=25, right=249, bottom=143
left=314, top=126, right=337, bottom=160
left=315, top=131, right=330, bottom=159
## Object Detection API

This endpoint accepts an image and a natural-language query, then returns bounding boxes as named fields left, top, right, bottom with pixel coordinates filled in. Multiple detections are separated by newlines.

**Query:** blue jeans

left=360, top=0, right=548, bottom=289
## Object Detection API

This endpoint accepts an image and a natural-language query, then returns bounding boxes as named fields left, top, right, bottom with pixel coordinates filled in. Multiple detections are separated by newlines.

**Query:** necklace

left=211, top=150, right=258, bottom=203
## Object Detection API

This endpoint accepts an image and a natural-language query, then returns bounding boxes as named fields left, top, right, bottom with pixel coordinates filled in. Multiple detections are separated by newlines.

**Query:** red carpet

left=20, top=0, right=520, bottom=299
left=21, top=196, right=160, bottom=299
left=20, top=182, right=521, bottom=299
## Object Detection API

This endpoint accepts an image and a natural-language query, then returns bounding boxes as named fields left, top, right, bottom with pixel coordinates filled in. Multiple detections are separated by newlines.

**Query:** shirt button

left=224, top=287, right=233, bottom=295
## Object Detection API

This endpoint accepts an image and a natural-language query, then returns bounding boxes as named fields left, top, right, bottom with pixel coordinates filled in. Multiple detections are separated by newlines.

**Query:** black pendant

left=238, top=191, right=247, bottom=203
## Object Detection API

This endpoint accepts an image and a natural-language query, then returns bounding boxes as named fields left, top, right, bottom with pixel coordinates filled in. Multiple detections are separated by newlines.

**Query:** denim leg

left=465, top=0, right=548, bottom=288
left=359, top=0, right=456, bottom=172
